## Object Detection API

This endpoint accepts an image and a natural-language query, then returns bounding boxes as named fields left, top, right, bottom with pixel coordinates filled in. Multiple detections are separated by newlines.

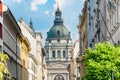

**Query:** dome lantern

left=54, top=6, right=63, bottom=25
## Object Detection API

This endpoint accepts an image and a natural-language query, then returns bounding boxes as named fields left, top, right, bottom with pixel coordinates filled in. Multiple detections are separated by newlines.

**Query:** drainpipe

left=111, top=69, right=114, bottom=80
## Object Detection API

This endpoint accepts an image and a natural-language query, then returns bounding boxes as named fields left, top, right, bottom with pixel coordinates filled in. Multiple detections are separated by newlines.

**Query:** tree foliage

left=0, top=53, right=9, bottom=80
left=85, top=42, right=120, bottom=80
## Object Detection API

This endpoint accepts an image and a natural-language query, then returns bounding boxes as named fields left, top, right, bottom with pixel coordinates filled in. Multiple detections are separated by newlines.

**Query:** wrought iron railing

left=46, top=57, right=70, bottom=62
left=45, top=43, right=73, bottom=47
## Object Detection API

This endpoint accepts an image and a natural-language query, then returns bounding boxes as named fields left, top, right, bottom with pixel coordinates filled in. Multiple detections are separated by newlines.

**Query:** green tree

left=85, top=42, right=120, bottom=80
left=0, top=53, right=9, bottom=80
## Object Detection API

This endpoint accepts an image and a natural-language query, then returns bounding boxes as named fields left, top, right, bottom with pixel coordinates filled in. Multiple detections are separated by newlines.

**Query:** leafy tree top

left=0, top=53, right=9, bottom=80
left=85, top=42, right=120, bottom=80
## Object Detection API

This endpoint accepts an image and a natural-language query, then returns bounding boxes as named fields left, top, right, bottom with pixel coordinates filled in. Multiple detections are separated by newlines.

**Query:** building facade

left=74, top=1, right=88, bottom=80
left=68, top=39, right=80, bottom=80
left=77, top=1, right=88, bottom=79
left=35, top=32, right=43, bottom=80
left=0, top=2, right=2, bottom=52
left=76, top=0, right=120, bottom=79
left=42, top=48, right=46, bottom=80
left=73, top=40, right=80, bottom=80
left=3, top=4, right=22, bottom=80
left=105, top=0, right=120, bottom=44
left=87, top=0, right=107, bottom=47
left=87, top=0, right=120, bottom=47
left=18, top=18, right=45, bottom=80
left=20, top=35, right=31, bottom=80
left=45, top=7, right=73, bottom=80
left=18, top=18, right=37, bottom=80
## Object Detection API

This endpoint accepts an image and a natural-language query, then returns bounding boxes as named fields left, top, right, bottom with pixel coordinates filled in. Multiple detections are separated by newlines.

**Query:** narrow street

left=0, top=0, right=120, bottom=80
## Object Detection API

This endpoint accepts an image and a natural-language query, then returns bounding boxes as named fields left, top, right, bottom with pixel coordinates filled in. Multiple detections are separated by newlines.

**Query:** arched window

left=57, top=30, right=60, bottom=36
left=63, top=50, right=66, bottom=57
left=52, top=51, right=55, bottom=58
left=46, top=51, right=49, bottom=59
left=57, top=50, right=61, bottom=58
left=54, top=75, right=64, bottom=80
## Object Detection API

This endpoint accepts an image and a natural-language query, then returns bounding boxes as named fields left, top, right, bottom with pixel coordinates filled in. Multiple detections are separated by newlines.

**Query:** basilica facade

left=45, top=7, right=73, bottom=80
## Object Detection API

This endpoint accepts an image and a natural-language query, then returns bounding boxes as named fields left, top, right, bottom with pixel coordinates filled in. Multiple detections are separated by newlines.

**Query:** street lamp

left=111, top=69, right=114, bottom=80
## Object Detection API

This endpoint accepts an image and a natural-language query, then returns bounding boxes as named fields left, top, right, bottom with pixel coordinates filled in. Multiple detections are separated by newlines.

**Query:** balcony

left=45, top=43, right=73, bottom=47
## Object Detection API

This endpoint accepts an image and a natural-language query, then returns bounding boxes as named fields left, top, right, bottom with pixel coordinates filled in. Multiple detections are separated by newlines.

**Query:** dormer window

left=57, top=30, right=60, bottom=36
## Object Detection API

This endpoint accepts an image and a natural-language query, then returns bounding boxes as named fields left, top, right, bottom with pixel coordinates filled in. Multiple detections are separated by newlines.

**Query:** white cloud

left=52, top=0, right=75, bottom=16
left=52, top=0, right=67, bottom=16
left=12, top=0, right=22, bottom=3
left=45, top=10, right=50, bottom=15
left=54, top=0, right=67, bottom=10
left=31, top=3, right=38, bottom=11
left=31, top=0, right=47, bottom=11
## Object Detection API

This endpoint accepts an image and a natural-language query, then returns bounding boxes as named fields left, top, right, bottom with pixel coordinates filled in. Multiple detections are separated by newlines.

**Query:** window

left=57, top=30, right=60, bottom=36
left=46, top=53, right=49, bottom=59
left=58, top=77, right=60, bottom=80
left=54, top=75, right=64, bottom=80
left=46, top=51, right=49, bottom=59
left=0, top=23, right=2, bottom=39
left=49, top=40, right=51, bottom=43
left=0, top=46, right=2, bottom=52
left=63, top=50, right=66, bottom=57
left=52, top=51, right=56, bottom=58
left=90, top=43, right=92, bottom=48
left=118, top=40, right=120, bottom=44
left=57, top=50, right=61, bottom=58
left=58, top=39, right=60, bottom=42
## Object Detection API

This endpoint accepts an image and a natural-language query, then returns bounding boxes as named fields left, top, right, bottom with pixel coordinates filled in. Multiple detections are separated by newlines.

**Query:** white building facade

left=73, top=39, right=80, bottom=80
left=45, top=7, right=73, bottom=80
left=87, top=0, right=120, bottom=47
left=18, top=19, right=43, bottom=80
left=105, top=0, right=120, bottom=44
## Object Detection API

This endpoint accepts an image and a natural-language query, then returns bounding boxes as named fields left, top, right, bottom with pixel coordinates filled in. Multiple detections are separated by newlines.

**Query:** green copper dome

left=47, top=7, right=71, bottom=39
left=47, top=24, right=70, bottom=39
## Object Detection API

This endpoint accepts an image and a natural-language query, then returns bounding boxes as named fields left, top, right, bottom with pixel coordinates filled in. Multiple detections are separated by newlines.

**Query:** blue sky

left=3, top=0, right=85, bottom=45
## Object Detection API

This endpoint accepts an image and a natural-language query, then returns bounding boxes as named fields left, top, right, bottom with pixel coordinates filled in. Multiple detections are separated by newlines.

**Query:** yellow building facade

left=20, top=35, right=31, bottom=80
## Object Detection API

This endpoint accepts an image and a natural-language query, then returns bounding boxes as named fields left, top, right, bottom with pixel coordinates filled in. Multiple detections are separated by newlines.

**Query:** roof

left=3, top=3, right=21, bottom=34
left=47, top=24, right=71, bottom=39
left=19, top=18, right=34, bottom=34
left=47, top=7, right=71, bottom=39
